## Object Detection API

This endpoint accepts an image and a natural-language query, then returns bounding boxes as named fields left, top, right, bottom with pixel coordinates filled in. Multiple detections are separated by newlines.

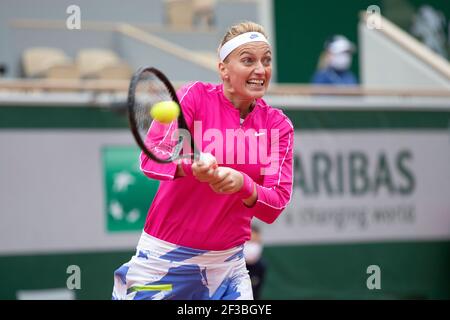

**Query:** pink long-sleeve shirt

left=140, top=82, right=294, bottom=250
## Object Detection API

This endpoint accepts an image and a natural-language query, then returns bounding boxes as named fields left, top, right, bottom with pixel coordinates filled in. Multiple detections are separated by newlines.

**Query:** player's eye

left=262, top=57, right=272, bottom=66
left=241, top=57, right=253, bottom=65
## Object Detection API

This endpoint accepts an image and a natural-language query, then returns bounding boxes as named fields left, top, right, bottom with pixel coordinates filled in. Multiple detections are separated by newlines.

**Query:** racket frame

left=127, top=66, right=197, bottom=163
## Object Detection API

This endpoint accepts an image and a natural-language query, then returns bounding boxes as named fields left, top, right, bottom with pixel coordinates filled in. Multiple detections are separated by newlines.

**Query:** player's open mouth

left=246, top=79, right=265, bottom=87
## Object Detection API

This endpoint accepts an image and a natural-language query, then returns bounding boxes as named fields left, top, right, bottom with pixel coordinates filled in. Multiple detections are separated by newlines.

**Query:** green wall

left=263, top=241, right=450, bottom=299
left=0, top=250, right=133, bottom=300
left=1, top=241, right=448, bottom=299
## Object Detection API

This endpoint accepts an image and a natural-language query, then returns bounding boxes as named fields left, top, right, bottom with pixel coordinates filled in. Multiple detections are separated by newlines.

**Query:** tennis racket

left=127, top=66, right=200, bottom=163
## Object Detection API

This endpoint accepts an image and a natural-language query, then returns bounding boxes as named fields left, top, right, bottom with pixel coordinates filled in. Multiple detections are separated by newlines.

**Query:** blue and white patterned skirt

left=112, top=231, right=253, bottom=300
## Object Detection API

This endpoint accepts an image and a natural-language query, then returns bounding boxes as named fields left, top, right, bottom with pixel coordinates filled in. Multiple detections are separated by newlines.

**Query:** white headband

left=219, top=32, right=269, bottom=61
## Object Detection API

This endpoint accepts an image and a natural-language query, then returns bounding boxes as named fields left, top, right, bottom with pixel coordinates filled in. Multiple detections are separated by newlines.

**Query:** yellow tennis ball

left=150, top=101, right=180, bottom=124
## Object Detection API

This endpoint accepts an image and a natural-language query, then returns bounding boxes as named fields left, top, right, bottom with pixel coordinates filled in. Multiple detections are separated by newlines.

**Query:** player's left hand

left=208, top=167, right=243, bottom=194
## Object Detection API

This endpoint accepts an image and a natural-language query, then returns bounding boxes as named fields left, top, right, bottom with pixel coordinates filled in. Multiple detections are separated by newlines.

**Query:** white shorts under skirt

left=112, top=231, right=253, bottom=300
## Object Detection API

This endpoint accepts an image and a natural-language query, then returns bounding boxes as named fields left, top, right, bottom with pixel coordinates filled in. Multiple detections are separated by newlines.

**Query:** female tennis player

left=113, top=21, right=294, bottom=300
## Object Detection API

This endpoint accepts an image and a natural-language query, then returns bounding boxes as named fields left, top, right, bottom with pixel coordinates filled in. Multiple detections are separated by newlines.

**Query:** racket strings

left=133, top=72, right=180, bottom=160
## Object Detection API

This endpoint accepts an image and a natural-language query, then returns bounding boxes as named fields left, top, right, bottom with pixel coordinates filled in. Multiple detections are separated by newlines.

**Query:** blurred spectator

left=311, top=35, right=358, bottom=85
left=244, top=224, right=267, bottom=300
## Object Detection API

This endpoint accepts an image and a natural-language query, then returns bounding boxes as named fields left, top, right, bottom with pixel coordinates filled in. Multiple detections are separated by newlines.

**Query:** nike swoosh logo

left=254, top=132, right=265, bottom=136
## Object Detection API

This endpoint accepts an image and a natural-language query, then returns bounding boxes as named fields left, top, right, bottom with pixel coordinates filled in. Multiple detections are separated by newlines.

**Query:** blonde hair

left=218, top=21, right=268, bottom=60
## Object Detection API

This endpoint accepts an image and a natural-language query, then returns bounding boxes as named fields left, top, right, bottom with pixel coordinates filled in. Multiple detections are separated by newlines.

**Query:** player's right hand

left=192, top=153, right=218, bottom=182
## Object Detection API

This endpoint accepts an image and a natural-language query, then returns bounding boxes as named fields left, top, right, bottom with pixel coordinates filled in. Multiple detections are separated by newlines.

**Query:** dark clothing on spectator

left=312, top=67, right=357, bottom=85
left=246, top=259, right=267, bottom=300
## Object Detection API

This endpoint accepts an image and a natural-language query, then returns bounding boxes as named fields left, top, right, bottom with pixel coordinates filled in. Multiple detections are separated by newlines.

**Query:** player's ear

left=218, top=61, right=229, bottom=81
